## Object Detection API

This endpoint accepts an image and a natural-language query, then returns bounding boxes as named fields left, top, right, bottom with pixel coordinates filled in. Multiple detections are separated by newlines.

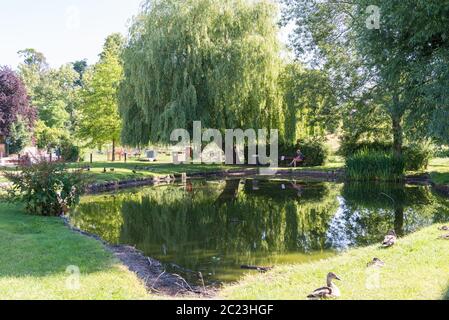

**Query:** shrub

left=3, top=161, right=85, bottom=216
left=346, top=149, right=405, bottom=181
left=339, top=140, right=393, bottom=158
left=296, top=138, right=329, bottom=166
left=341, top=140, right=433, bottom=171
left=60, top=140, right=82, bottom=162
left=403, top=141, right=434, bottom=171
left=280, top=138, right=329, bottom=166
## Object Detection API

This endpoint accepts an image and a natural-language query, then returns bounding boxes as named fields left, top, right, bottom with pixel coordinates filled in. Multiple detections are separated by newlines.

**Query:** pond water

left=69, top=178, right=449, bottom=285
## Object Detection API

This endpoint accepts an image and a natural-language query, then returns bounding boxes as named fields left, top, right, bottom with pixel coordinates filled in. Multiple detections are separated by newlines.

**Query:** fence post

left=90, top=153, right=93, bottom=164
left=124, top=153, right=127, bottom=163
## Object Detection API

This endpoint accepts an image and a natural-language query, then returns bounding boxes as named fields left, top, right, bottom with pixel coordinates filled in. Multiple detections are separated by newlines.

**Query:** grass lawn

left=221, top=224, right=449, bottom=300
left=69, top=161, right=243, bottom=184
left=67, top=156, right=346, bottom=184
left=0, top=203, right=152, bottom=300
left=429, top=158, right=449, bottom=185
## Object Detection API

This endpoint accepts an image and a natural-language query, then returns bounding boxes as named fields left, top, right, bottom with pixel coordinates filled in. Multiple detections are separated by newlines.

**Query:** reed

left=346, top=149, right=405, bottom=181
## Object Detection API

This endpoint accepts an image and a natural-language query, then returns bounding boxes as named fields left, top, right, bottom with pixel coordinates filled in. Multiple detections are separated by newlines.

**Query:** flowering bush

left=3, top=161, right=85, bottom=216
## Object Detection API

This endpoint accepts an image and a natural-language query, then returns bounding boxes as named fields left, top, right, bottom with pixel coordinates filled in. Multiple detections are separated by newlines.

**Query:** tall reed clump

left=346, top=149, right=405, bottom=181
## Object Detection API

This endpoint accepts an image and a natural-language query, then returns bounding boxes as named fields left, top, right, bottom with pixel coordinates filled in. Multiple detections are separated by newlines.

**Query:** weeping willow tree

left=280, top=63, right=337, bottom=144
left=119, top=0, right=284, bottom=145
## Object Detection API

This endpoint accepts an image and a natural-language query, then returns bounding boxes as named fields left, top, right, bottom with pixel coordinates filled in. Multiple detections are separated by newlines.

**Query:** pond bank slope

left=220, top=225, right=449, bottom=300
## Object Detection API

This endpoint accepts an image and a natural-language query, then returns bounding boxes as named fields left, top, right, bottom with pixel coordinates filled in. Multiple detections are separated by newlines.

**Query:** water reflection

left=70, top=179, right=449, bottom=284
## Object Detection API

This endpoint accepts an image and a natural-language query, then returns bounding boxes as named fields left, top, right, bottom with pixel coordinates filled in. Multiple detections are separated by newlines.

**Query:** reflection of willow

left=71, top=195, right=125, bottom=243
left=327, top=183, right=449, bottom=249
left=117, top=180, right=340, bottom=268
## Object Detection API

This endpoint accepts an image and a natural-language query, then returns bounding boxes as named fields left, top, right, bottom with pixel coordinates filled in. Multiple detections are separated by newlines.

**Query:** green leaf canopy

left=119, top=0, right=285, bottom=146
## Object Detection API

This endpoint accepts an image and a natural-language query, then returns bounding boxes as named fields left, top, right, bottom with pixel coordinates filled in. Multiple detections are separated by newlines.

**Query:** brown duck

left=367, top=258, right=385, bottom=268
left=382, top=230, right=397, bottom=248
left=307, top=272, right=342, bottom=300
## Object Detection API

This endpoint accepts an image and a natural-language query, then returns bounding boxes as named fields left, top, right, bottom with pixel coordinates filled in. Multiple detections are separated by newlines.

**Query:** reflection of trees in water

left=71, top=180, right=341, bottom=270
left=326, top=183, right=449, bottom=250
left=70, top=180, right=449, bottom=276
left=118, top=180, right=340, bottom=268
left=71, top=195, right=124, bottom=243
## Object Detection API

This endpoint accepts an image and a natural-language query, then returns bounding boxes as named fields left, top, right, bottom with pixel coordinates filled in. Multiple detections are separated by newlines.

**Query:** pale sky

left=0, top=0, right=292, bottom=69
left=0, top=0, right=143, bottom=68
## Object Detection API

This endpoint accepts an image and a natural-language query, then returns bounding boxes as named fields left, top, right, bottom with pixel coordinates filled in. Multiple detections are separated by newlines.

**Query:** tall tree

left=280, top=63, right=337, bottom=143
left=0, top=66, right=36, bottom=150
left=18, top=50, right=81, bottom=134
left=282, top=0, right=449, bottom=157
left=72, top=59, right=88, bottom=87
left=77, top=34, right=124, bottom=160
left=119, top=0, right=284, bottom=146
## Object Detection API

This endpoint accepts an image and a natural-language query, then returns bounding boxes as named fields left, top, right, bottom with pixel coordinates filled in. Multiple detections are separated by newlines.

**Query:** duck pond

left=69, top=178, right=449, bottom=286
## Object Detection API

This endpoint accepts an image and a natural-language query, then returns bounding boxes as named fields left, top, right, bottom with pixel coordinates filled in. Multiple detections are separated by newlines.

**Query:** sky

left=0, top=0, right=143, bottom=68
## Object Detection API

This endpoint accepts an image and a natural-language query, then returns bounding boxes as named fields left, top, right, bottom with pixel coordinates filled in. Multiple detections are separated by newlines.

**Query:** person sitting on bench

left=290, top=149, right=304, bottom=167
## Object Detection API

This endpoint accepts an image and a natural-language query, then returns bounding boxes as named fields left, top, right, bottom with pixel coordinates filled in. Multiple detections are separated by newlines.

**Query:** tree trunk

left=394, top=207, right=404, bottom=237
left=112, top=139, right=116, bottom=162
left=391, top=93, right=404, bottom=159
left=392, top=113, right=403, bottom=159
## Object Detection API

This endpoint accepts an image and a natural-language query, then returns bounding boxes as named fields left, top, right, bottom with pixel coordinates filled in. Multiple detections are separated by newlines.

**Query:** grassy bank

left=429, top=158, right=449, bottom=186
left=69, top=157, right=345, bottom=184
left=0, top=203, right=151, bottom=300
left=221, top=224, right=449, bottom=300
left=68, top=161, right=242, bottom=184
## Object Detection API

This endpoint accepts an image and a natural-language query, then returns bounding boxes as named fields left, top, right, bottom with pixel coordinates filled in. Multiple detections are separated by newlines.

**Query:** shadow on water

left=70, top=179, right=449, bottom=285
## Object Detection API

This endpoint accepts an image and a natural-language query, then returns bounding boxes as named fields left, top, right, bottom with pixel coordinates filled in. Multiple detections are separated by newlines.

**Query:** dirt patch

left=61, top=216, right=216, bottom=298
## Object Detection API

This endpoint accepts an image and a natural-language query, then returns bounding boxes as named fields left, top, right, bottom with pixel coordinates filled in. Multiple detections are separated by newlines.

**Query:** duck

left=382, top=230, right=397, bottom=248
left=440, top=233, right=449, bottom=240
left=439, top=226, right=449, bottom=231
left=367, top=258, right=385, bottom=268
left=307, top=272, right=342, bottom=300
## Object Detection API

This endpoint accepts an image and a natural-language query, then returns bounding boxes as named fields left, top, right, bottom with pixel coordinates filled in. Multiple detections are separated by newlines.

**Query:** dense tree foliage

left=0, top=67, right=36, bottom=141
left=282, top=0, right=449, bottom=156
left=120, top=0, right=284, bottom=145
left=77, top=34, right=124, bottom=160
left=280, top=63, right=336, bottom=143
left=18, top=49, right=83, bottom=151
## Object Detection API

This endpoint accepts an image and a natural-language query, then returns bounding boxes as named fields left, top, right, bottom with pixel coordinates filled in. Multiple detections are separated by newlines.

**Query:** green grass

left=0, top=203, right=152, bottom=300
left=69, top=157, right=346, bottom=184
left=221, top=224, right=449, bottom=300
left=429, top=158, right=449, bottom=185
left=69, top=161, right=243, bottom=184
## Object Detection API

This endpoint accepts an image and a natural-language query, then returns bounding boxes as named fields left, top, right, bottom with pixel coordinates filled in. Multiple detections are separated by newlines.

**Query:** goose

left=307, top=272, right=342, bottom=300
left=439, top=226, right=449, bottom=231
left=382, top=230, right=397, bottom=248
left=367, top=258, right=385, bottom=268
